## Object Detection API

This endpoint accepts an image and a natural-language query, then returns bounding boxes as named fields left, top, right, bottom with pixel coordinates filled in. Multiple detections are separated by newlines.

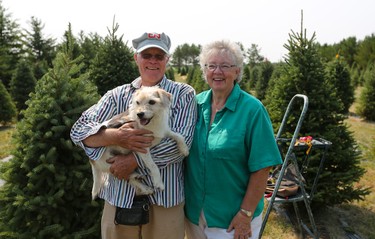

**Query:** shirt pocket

left=209, top=128, right=246, bottom=161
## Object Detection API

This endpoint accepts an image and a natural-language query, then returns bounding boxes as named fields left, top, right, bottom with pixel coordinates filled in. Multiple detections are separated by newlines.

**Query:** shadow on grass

left=331, top=203, right=375, bottom=239
left=0, top=125, right=15, bottom=131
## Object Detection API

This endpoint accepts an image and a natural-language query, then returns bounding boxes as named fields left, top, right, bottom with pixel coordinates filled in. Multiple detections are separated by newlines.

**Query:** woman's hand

left=227, top=211, right=252, bottom=239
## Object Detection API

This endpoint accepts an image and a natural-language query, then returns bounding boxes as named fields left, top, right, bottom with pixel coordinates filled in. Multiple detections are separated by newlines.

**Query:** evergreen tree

left=254, top=60, right=274, bottom=101
left=0, top=41, right=102, bottom=237
left=185, top=66, right=195, bottom=85
left=171, top=43, right=201, bottom=67
left=24, top=16, right=57, bottom=80
left=187, top=66, right=208, bottom=94
left=264, top=22, right=369, bottom=206
left=0, top=2, right=23, bottom=87
left=354, top=34, right=375, bottom=71
left=248, top=65, right=260, bottom=91
left=357, top=65, right=375, bottom=121
left=165, top=67, right=175, bottom=81
left=239, top=65, right=251, bottom=93
left=171, top=45, right=183, bottom=70
left=325, top=55, right=354, bottom=114
left=0, top=80, right=16, bottom=125
left=58, top=23, right=81, bottom=61
left=90, top=19, right=138, bottom=95
left=337, top=36, right=358, bottom=67
left=317, top=42, right=337, bottom=63
left=77, top=31, right=102, bottom=73
left=350, top=64, right=361, bottom=87
left=246, top=44, right=264, bottom=68
left=9, top=60, right=36, bottom=118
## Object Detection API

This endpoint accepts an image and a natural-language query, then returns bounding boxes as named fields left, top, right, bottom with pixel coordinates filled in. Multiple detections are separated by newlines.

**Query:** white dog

left=90, top=86, right=189, bottom=199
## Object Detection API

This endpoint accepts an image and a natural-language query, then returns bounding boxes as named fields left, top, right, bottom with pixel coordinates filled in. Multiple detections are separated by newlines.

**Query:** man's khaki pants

left=101, top=201, right=185, bottom=239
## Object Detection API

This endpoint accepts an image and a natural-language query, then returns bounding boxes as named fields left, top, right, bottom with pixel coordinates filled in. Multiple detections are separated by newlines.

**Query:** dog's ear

left=157, top=89, right=172, bottom=106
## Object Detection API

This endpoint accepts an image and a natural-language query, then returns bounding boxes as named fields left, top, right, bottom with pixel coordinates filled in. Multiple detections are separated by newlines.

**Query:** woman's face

left=204, top=52, right=240, bottom=94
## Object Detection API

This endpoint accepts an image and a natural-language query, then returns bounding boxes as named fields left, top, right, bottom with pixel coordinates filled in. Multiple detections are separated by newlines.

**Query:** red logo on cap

left=148, top=33, right=161, bottom=39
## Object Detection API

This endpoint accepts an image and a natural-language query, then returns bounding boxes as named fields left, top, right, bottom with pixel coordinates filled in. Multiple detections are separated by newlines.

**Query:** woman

left=184, top=40, right=282, bottom=239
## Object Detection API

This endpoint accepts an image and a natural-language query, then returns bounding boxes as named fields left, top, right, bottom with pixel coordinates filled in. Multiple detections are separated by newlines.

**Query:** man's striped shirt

left=70, top=76, right=197, bottom=208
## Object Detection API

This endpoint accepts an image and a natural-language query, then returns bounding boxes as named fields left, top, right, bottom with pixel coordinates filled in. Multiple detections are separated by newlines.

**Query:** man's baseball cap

left=132, top=32, right=171, bottom=55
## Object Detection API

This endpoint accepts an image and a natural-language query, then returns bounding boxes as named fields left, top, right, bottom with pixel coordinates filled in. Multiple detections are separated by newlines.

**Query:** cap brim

left=136, top=44, right=169, bottom=54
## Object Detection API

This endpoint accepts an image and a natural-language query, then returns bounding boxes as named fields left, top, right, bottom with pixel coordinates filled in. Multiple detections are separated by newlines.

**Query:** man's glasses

left=205, top=64, right=237, bottom=72
left=140, top=53, right=167, bottom=61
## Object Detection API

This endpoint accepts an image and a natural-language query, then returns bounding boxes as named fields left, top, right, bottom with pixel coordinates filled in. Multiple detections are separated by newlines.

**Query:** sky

left=2, top=0, right=375, bottom=62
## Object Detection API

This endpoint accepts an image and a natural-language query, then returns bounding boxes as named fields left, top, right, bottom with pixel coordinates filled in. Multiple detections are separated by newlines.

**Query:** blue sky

left=3, top=0, right=375, bottom=62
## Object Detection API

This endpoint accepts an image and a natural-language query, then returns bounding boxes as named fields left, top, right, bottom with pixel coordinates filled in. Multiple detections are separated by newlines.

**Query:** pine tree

left=9, top=60, right=36, bottom=118
left=358, top=65, right=375, bottom=121
left=325, top=55, right=354, bottom=114
left=264, top=20, right=370, bottom=206
left=254, top=60, right=274, bottom=101
left=239, top=65, right=251, bottom=93
left=187, top=66, right=208, bottom=94
left=165, top=67, right=175, bottom=81
left=77, top=32, right=102, bottom=73
left=90, top=19, right=138, bottom=95
left=0, top=80, right=16, bottom=125
left=24, top=16, right=57, bottom=80
left=0, top=41, right=102, bottom=237
left=249, top=66, right=260, bottom=90
left=0, top=2, right=23, bottom=87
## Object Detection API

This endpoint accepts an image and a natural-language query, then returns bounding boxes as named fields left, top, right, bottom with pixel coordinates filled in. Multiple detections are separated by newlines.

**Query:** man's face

left=134, top=48, right=169, bottom=86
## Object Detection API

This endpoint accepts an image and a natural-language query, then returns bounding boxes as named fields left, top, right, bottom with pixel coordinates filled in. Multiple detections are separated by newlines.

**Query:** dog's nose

left=137, top=112, right=145, bottom=119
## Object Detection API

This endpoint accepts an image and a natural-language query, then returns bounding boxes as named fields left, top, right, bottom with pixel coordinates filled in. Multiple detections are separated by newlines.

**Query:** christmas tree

left=0, top=46, right=102, bottom=237
left=264, top=18, right=370, bottom=206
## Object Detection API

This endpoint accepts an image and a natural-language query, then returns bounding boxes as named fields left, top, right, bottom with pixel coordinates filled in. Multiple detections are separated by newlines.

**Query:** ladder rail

left=259, top=94, right=309, bottom=239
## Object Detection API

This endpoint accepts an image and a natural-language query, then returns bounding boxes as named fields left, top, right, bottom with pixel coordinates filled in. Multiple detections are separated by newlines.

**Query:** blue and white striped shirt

left=70, top=76, right=197, bottom=208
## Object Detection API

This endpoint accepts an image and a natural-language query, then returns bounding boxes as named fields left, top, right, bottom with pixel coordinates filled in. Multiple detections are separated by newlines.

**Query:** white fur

left=90, top=86, right=189, bottom=200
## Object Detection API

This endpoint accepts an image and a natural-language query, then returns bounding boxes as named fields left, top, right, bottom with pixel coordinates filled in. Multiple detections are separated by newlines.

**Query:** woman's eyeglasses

left=140, top=53, right=167, bottom=61
left=205, top=64, right=237, bottom=72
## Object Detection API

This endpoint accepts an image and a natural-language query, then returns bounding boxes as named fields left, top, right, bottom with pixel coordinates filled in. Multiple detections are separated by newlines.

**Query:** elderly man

left=71, top=32, right=197, bottom=239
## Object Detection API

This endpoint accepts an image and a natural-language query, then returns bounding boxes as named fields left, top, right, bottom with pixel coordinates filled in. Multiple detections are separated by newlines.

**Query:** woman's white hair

left=199, top=39, right=244, bottom=83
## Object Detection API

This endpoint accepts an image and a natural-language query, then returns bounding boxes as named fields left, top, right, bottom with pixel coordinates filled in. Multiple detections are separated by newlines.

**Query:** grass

left=0, top=126, right=15, bottom=159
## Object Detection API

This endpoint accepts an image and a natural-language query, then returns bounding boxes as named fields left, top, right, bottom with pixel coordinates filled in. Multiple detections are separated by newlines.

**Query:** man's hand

left=107, top=153, right=138, bottom=180
left=82, top=121, right=154, bottom=153
left=115, top=121, right=154, bottom=154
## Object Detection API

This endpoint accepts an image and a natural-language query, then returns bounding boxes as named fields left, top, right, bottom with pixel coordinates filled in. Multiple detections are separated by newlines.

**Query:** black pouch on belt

left=114, top=195, right=150, bottom=226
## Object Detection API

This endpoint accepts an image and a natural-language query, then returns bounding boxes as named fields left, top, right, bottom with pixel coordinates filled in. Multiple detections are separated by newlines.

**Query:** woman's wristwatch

left=240, top=208, right=252, bottom=217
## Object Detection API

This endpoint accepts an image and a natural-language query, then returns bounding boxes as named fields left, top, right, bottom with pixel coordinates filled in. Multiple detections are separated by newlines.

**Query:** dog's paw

left=179, top=144, right=189, bottom=157
left=154, top=182, right=165, bottom=191
left=136, top=186, right=154, bottom=195
left=134, top=174, right=146, bottom=180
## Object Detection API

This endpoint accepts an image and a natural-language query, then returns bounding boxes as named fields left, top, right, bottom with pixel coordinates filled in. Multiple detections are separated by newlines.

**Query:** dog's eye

left=135, top=101, right=140, bottom=105
left=149, top=100, right=156, bottom=105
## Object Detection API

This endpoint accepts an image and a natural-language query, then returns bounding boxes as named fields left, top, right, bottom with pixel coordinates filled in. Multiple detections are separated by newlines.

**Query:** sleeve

left=247, top=105, right=283, bottom=172
left=70, top=91, right=118, bottom=161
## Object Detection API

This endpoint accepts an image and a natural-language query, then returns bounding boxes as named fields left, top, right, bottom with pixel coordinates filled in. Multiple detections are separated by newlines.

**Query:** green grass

left=0, top=126, right=15, bottom=159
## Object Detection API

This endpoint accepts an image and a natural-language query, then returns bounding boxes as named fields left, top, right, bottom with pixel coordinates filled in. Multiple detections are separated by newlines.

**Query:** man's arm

left=83, top=122, right=153, bottom=154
